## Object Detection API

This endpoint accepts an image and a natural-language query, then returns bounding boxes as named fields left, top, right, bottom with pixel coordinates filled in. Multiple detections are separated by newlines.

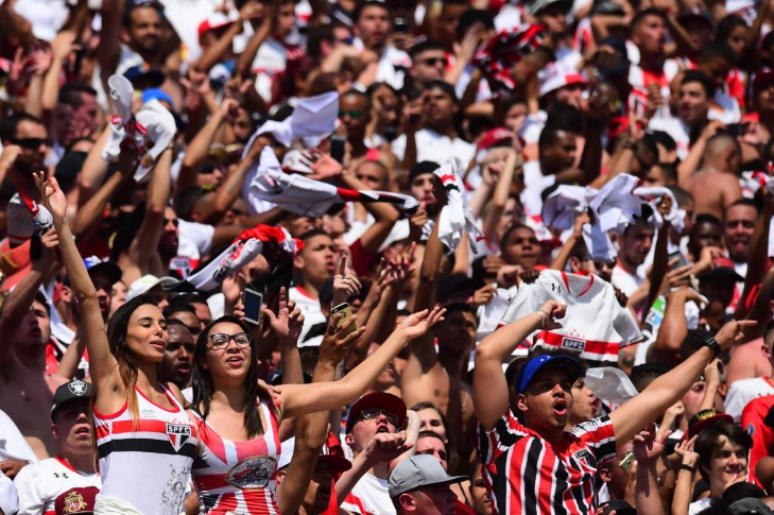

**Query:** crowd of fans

left=5, top=0, right=774, bottom=513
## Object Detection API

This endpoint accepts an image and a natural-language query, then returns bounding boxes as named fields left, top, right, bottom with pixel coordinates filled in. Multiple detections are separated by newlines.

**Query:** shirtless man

left=0, top=229, right=64, bottom=458
left=687, top=132, right=743, bottom=220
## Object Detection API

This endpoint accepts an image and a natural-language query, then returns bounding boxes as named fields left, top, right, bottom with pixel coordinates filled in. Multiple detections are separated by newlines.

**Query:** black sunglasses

left=12, top=137, right=50, bottom=149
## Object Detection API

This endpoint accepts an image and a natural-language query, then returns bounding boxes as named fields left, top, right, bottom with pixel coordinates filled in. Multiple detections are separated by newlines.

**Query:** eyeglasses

left=339, top=109, right=362, bottom=120
left=208, top=332, right=252, bottom=349
left=359, top=408, right=399, bottom=427
left=422, top=57, right=449, bottom=67
left=12, top=137, right=50, bottom=149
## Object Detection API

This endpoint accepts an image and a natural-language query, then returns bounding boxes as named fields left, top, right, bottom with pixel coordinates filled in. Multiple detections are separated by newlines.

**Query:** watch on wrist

left=703, top=336, right=721, bottom=358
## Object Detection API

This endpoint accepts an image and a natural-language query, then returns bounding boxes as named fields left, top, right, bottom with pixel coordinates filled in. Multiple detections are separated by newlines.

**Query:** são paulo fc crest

left=165, top=423, right=192, bottom=452
left=62, top=490, right=87, bottom=513
left=68, top=380, right=88, bottom=395
left=226, top=457, right=277, bottom=488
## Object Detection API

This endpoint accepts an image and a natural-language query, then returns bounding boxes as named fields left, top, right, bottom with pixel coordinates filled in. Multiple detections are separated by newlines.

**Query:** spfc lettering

left=561, top=337, right=585, bottom=352
left=166, top=424, right=192, bottom=452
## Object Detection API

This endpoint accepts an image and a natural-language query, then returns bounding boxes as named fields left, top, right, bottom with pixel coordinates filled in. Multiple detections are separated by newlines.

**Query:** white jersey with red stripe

left=479, top=411, right=617, bottom=515
left=190, top=400, right=281, bottom=515
left=498, top=270, right=643, bottom=363
left=341, top=472, right=395, bottom=515
left=94, top=384, right=197, bottom=515
left=13, top=456, right=100, bottom=515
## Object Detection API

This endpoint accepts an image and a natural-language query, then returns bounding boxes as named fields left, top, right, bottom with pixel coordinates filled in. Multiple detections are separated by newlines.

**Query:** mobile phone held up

left=330, top=303, right=356, bottom=336
left=242, top=288, right=263, bottom=326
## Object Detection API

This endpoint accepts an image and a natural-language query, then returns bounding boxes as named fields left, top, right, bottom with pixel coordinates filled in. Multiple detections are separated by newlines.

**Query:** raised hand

left=398, top=306, right=446, bottom=340
left=674, top=435, right=699, bottom=467
left=535, top=300, right=566, bottom=330
left=715, top=319, right=757, bottom=351
left=332, top=255, right=362, bottom=306
left=319, top=312, right=366, bottom=365
left=262, top=287, right=305, bottom=345
left=33, top=172, right=67, bottom=223
left=364, top=431, right=413, bottom=464
left=632, top=424, right=671, bottom=467
left=309, top=153, right=344, bottom=180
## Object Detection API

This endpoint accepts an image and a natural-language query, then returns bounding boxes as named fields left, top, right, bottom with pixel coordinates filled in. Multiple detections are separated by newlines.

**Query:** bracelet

left=703, top=336, right=721, bottom=358
left=680, top=464, right=696, bottom=473
left=535, top=309, right=549, bottom=329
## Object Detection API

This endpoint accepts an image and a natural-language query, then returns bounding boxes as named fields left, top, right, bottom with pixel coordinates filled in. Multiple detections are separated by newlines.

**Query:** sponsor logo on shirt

left=561, top=337, right=586, bottom=352
left=62, top=490, right=87, bottom=514
left=226, top=457, right=277, bottom=488
left=165, top=423, right=192, bottom=452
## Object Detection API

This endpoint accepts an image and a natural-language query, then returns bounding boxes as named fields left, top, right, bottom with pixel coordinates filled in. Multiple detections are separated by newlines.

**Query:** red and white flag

left=434, top=158, right=483, bottom=254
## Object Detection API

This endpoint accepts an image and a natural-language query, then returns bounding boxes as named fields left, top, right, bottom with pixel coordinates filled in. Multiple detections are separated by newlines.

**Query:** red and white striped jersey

left=479, top=411, right=617, bottom=515
left=94, top=384, right=197, bottom=515
left=13, top=456, right=100, bottom=515
left=190, top=400, right=281, bottom=514
left=341, top=473, right=395, bottom=515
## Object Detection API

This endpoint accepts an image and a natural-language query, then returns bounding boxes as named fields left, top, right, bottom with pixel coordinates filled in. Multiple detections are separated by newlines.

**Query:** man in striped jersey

left=473, top=300, right=753, bottom=515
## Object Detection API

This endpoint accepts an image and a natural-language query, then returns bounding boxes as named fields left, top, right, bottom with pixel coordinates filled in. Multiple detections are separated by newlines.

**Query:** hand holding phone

left=242, top=287, right=263, bottom=325
left=330, top=303, right=356, bottom=336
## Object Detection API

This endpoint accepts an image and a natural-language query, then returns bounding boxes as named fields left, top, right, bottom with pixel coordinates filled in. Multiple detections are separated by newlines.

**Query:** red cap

left=198, top=13, right=237, bottom=40
left=346, top=392, right=406, bottom=433
left=687, top=409, right=733, bottom=440
left=477, top=127, right=513, bottom=150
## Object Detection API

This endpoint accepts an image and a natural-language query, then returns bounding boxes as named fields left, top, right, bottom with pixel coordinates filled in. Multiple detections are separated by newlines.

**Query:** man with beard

left=392, top=81, right=475, bottom=169
left=157, top=320, right=194, bottom=390
left=724, top=199, right=757, bottom=280
left=120, top=146, right=177, bottom=285
left=99, top=0, right=164, bottom=83
left=13, top=380, right=100, bottom=514
left=0, top=229, right=64, bottom=459
left=611, top=217, right=656, bottom=310
left=48, top=83, right=100, bottom=167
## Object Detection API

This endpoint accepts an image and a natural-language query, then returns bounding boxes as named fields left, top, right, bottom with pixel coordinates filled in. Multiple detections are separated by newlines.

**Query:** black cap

left=52, top=380, right=94, bottom=419
left=409, top=161, right=440, bottom=183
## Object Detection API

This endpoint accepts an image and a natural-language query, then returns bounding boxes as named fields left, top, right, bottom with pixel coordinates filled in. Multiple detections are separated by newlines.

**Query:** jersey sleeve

left=742, top=397, right=774, bottom=487
left=178, top=220, right=215, bottom=257
left=478, top=410, right=529, bottom=469
left=13, top=465, right=44, bottom=515
left=569, top=415, right=617, bottom=466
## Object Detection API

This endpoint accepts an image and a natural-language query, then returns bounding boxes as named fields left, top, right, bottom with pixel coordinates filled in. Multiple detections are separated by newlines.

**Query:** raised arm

left=235, top=2, right=274, bottom=79
left=276, top=308, right=445, bottom=418
left=551, top=213, right=588, bottom=271
left=123, top=147, right=173, bottom=285
left=33, top=172, right=117, bottom=389
left=474, top=301, right=566, bottom=430
left=610, top=320, right=755, bottom=446
left=98, top=0, right=123, bottom=84
left=194, top=3, right=259, bottom=74
left=633, top=428, right=668, bottom=515
left=339, top=167, right=399, bottom=254
left=0, top=229, right=59, bottom=367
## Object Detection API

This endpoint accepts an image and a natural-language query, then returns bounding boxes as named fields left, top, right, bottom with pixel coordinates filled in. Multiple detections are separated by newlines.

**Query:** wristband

left=680, top=464, right=695, bottom=473
left=535, top=309, right=548, bottom=329
left=703, top=336, right=721, bottom=358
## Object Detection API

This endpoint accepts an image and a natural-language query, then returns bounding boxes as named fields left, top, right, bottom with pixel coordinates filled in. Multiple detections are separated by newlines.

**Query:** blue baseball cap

left=514, top=354, right=583, bottom=394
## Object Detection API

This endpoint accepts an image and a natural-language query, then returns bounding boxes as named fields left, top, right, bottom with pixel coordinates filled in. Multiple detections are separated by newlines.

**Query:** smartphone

left=330, top=303, right=356, bottom=336
left=242, top=288, right=263, bottom=326
left=331, top=137, right=346, bottom=164
left=394, top=17, right=409, bottom=33
left=726, top=123, right=746, bottom=137
left=668, top=250, right=689, bottom=270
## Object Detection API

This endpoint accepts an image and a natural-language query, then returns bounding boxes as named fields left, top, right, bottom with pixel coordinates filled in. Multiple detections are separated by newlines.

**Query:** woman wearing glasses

left=34, top=165, right=198, bottom=515
left=188, top=289, right=445, bottom=514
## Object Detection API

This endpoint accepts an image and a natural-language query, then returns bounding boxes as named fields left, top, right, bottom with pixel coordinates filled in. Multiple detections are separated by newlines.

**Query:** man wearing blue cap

left=474, top=300, right=753, bottom=515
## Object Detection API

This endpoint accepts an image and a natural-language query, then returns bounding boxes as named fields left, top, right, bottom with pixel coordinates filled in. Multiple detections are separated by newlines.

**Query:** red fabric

left=741, top=394, right=774, bottom=486
left=473, top=25, right=546, bottom=93
left=349, top=238, right=378, bottom=277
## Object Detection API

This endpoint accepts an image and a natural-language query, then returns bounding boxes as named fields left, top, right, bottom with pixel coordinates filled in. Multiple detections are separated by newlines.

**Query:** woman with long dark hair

left=35, top=172, right=197, bottom=515
left=189, top=292, right=444, bottom=514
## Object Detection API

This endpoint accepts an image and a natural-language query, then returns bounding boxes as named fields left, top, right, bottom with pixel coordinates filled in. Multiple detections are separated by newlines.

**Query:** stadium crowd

left=5, top=0, right=774, bottom=513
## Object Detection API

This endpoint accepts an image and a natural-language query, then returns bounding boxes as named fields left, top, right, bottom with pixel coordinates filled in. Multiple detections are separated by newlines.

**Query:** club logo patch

left=68, top=380, right=88, bottom=395
left=165, top=424, right=192, bottom=452
left=63, top=490, right=87, bottom=513
left=226, top=457, right=277, bottom=489
left=561, top=337, right=585, bottom=352
left=572, top=449, right=596, bottom=468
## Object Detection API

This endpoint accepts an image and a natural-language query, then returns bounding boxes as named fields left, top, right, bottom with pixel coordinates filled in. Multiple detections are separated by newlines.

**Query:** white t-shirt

left=341, top=472, right=395, bottom=515
left=648, top=117, right=692, bottom=161
left=0, top=411, right=38, bottom=463
left=689, top=497, right=713, bottom=515
left=391, top=129, right=475, bottom=167
left=14, top=456, right=100, bottom=515
left=725, top=377, right=774, bottom=421
left=289, top=286, right=326, bottom=347
left=611, top=263, right=644, bottom=297
left=177, top=219, right=215, bottom=261
left=520, top=161, right=556, bottom=218
left=352, top=40, right=411, bottom=91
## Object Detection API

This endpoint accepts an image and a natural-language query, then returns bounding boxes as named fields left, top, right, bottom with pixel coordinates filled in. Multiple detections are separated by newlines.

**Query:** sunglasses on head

left=13, top=137, right=50, bottom=149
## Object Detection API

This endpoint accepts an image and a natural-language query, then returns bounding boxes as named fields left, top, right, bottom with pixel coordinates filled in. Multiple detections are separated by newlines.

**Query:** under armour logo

left=551, top=283, right=561, bottom=292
